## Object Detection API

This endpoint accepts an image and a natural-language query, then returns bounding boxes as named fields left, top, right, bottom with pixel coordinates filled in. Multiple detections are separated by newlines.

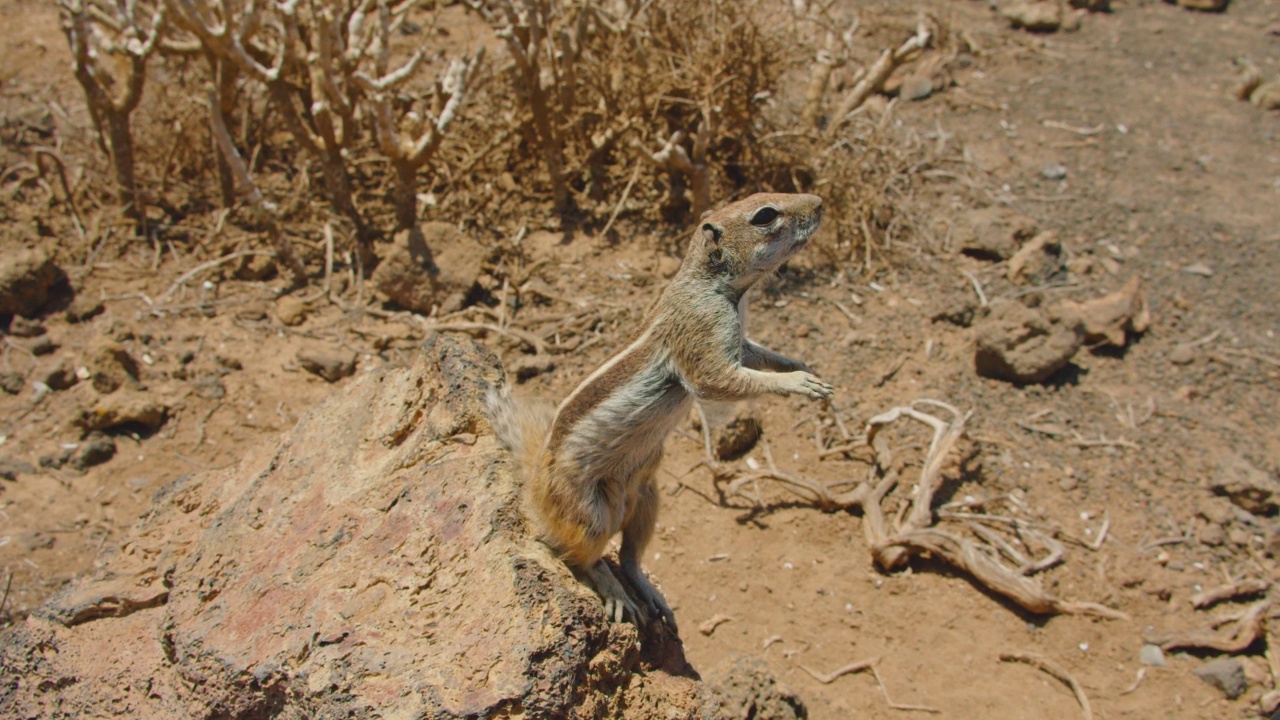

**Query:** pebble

left=71, top=434, right=117, bottom=471
left=297, top=346, right=357, bottom=383
left=901, top=76, right=934, bottom=101
left=1138, top=644, right=1165, bottom=666
left=193, top=375, right=227, bottom=400
left=1168, top=344, right=1195, bottom=365
left=28, top=335, right=56, bottom=356
left=1181, top=262, right=1214, bottom=277
left=1228, top=527, right=1251, bottom=547
left=1041, top=163, right=1068, bottom=180
left=1058, top=475, right=1079, bottom=491
left=276, top=296, right=310, bottom=327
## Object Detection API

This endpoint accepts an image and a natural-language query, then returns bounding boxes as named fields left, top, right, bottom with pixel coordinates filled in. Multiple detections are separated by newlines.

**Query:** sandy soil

left=2, top=0, right=1279, bottom=718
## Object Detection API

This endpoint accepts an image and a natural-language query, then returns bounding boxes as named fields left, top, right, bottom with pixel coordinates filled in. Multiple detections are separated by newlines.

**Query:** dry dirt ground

left=3, top=1, right=1280, bottom=718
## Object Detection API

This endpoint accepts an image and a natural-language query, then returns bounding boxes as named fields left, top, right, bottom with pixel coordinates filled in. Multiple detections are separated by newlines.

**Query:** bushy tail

left=485, top=385, right=555, bottom=481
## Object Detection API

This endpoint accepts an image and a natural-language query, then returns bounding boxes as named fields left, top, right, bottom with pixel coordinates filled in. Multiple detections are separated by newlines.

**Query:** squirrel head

left=692, top=193, right=823, bottom=291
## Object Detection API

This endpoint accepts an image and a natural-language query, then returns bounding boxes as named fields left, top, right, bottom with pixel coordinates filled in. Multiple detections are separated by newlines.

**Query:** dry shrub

left=47, top=0, right=946, bottom=278
left=457, top=0, right=780, bottom=223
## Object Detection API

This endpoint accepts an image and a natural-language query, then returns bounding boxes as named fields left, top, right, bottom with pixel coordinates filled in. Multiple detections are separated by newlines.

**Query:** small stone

left=1199, top=521, right=1225, bottom=546
left=0, top=247, right=66, bottom=317
left=235, top=304, right=268, bottom=322
left=37, top=356, right=79, bottom=391
left=795, top=324, right=812, bottom=338
left=1058, top=475, right=1079, bottom=491
left=1192, top=657, right=1247, bottom=699
left=21, top=531, right=55, bottom=551
left=1173, top=0, right=1228, bottom=12
left=1041, top=163, right=1068, bottom=181
left=28, top=335, right=56, bottom=356
left=215, top=355, right=243, bottom=371
left=65, top=295, right=105, bottom=323
left=1138, top=644, right=1165, bottom=667
left=40, top=448, right=73, bottom=469
left=0, top=371, right=23, bottom=395
left=276, top=296, right=309, bottom=327
left=0, top=458, right=36, bottom=481
left=78, top=391, right=169, bottom=433
left=1001, top=0, right=1063, bottom=32
left=88, top=338, right=140, bottom=394
left=1181, top=262, right=1214, bottom=277
left=297, top=346, right=358, bottom=383
left=1228, top=527, right=1251, bottom=546
left=1169, top=344, right=1195, bottom=365
left=901, top=76, right=934, bottom=101
left=8, top=316, right=45, bottom=337
left=70, top=434, right=116, bottom=471
left=193, top=375, right=227, bottom=400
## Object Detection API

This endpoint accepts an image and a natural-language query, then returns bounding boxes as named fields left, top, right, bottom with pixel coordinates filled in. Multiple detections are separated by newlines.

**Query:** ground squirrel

left=488, top=192, right=833, bottom=629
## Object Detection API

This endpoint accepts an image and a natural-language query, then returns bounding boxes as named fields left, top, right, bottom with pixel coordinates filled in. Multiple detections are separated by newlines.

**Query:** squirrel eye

left=749, top=206, right=780, bottom=226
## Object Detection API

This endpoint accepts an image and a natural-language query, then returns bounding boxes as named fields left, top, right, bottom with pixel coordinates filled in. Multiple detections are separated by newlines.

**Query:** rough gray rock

left=1193, top=657, right=1247, bottom=699
left=0, top=335, right=711, bottom=719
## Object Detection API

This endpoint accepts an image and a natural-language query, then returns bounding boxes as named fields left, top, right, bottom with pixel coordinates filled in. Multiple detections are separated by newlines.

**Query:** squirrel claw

left=585, top=560, right=646, bottom=627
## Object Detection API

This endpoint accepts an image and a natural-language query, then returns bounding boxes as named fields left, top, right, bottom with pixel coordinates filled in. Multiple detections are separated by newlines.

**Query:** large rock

left=975, top=299, right=1084, bottom=383
left=0, top=246, right=66, bottom=317
left=0, top=335, right=709, bottom=719
left=372, top=222, right=486, bottom=315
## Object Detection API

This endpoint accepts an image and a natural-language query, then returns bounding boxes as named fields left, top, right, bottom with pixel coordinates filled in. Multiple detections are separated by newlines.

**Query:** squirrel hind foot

left=582, top=560, right=646, bottom=627
left=623, top=565, right=677, bottom=633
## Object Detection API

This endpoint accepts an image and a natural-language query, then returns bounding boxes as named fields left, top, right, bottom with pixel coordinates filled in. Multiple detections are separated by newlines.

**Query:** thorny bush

left=45, top=0, right=944, bottom=275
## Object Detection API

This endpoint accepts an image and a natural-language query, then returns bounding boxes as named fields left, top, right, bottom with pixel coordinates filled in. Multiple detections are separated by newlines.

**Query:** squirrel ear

left=701, top=222, right=721, bottom=244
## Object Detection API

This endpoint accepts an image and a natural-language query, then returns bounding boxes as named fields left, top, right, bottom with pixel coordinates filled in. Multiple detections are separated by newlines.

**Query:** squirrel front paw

left=784, top=371, right=834, bottom=399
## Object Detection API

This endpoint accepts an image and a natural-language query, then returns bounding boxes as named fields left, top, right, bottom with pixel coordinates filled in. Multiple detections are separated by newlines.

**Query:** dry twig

left=999, top=652, right=1093, bottom=720
left=800, top=658, right=940, bottom=713
left=1148, top=599, right=1271, bottom=653
left=1191, top=578, right=1270, bottom=610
